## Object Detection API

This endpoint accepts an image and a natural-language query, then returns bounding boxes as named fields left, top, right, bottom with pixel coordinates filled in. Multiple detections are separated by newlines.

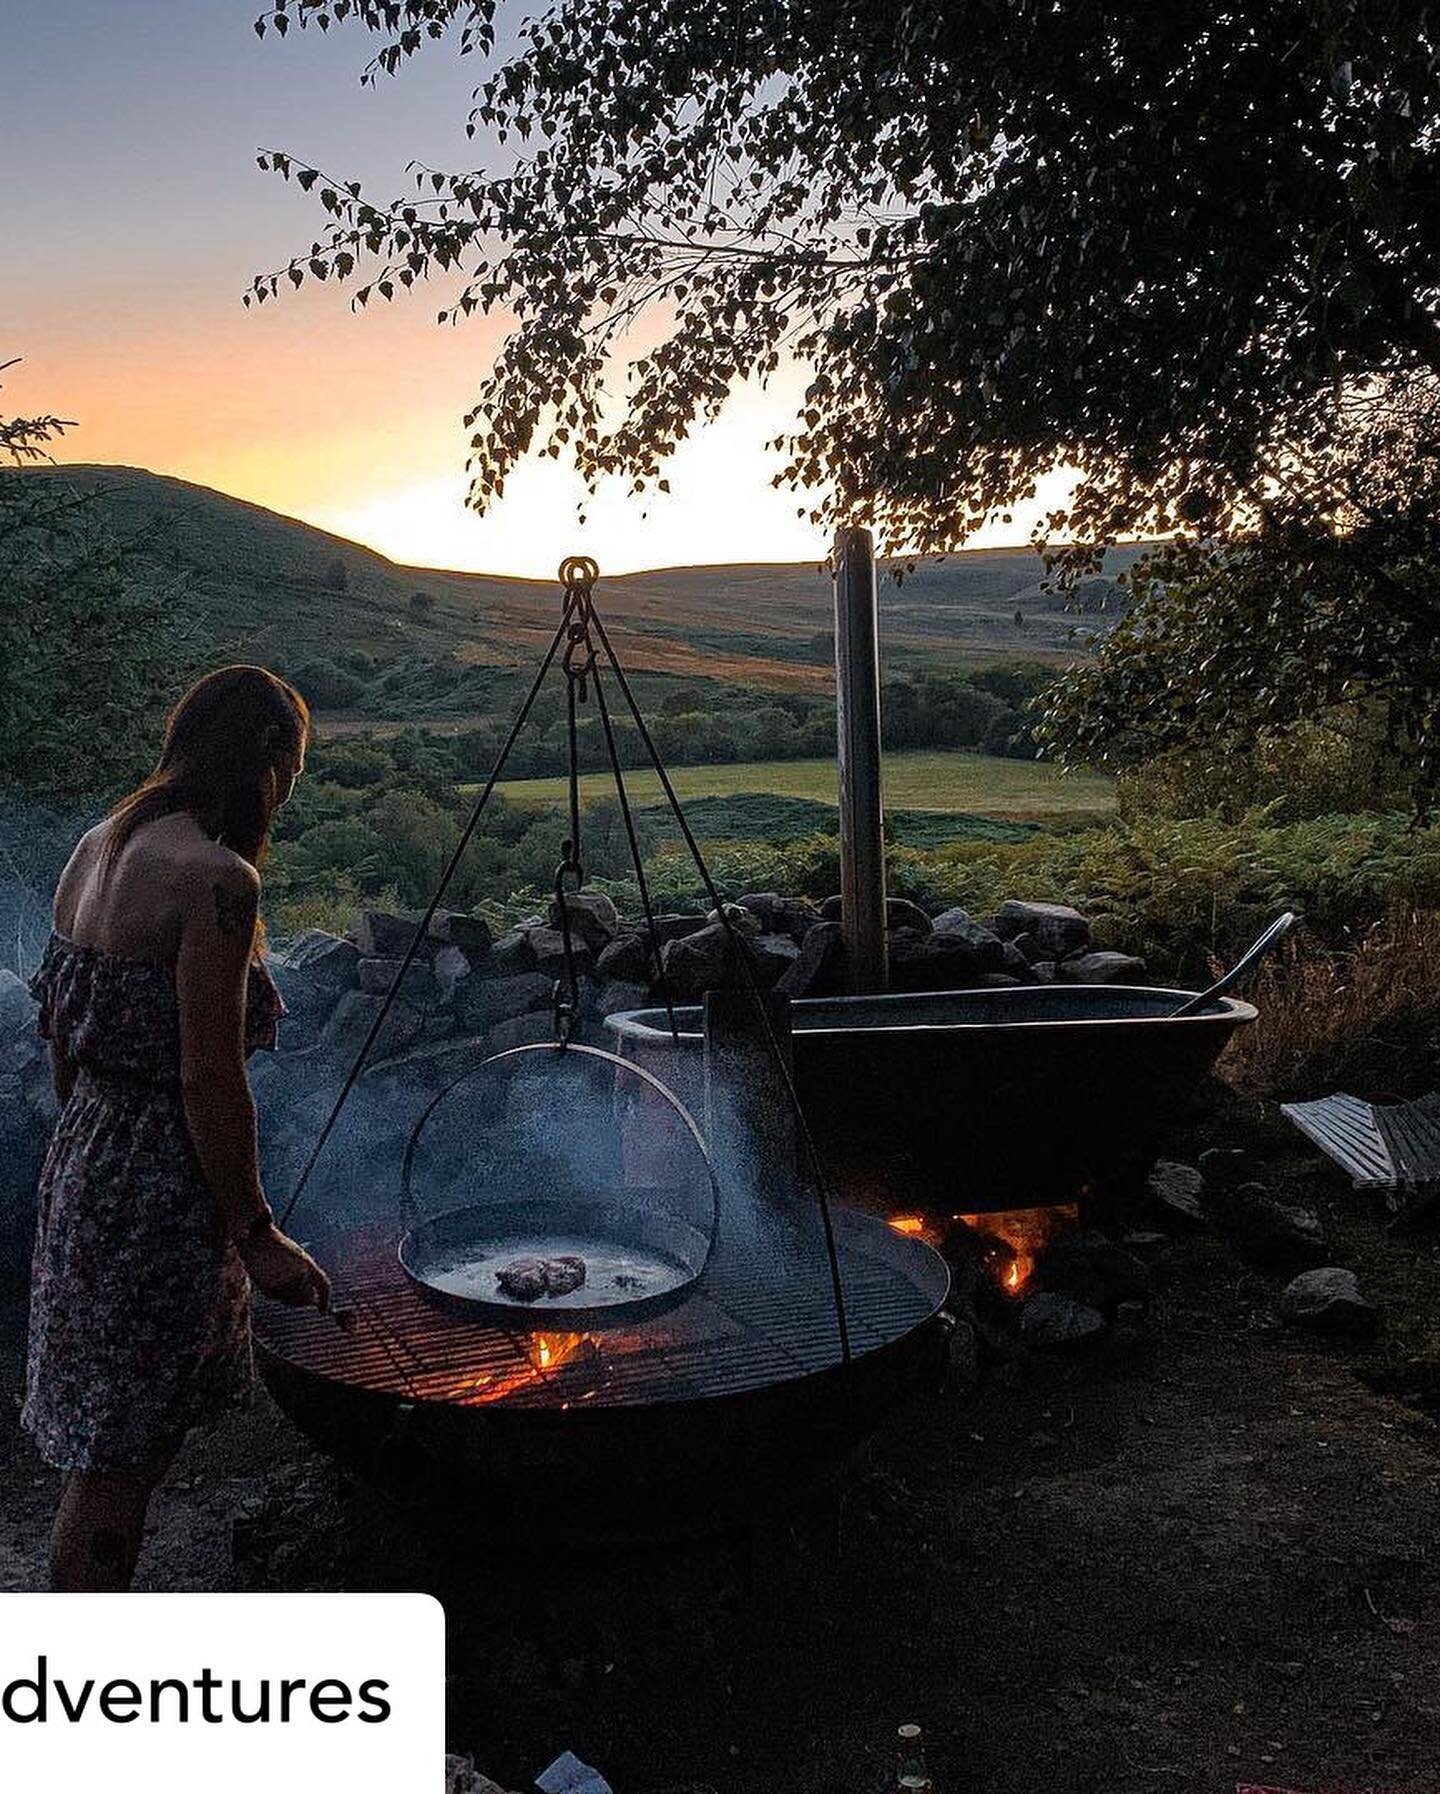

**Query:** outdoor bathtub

left=605, top=985, right=1256, bottom=1210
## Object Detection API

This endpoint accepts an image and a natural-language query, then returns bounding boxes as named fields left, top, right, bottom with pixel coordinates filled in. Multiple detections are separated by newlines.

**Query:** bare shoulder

left=177, top=840, right=261, bottom=940
left=52, top=823, right=109, bottom=929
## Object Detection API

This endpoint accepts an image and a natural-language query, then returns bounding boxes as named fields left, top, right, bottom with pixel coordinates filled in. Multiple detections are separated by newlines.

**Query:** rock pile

left=0, top=891, right=1141, bottom=1238
left=262, top=892, right=1139, bottom=1066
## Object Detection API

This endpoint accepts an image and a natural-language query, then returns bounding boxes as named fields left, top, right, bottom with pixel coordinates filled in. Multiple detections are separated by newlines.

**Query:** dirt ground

left=4, top=1107, right=1440, bottom=1794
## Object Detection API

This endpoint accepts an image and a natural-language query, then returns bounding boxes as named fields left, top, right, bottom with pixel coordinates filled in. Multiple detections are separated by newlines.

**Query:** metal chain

left=551, top=557, right=602, bottom=1045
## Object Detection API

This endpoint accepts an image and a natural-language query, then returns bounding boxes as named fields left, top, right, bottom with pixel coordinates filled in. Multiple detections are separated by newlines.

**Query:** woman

left=25, top=665, right=330, bottom=1591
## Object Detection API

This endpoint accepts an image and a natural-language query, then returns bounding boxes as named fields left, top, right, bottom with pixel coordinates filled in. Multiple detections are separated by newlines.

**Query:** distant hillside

left=12, top=464, right=1143, bottom=705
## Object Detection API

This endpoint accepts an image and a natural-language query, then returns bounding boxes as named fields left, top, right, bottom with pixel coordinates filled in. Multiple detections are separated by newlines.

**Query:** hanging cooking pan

left=397, top=1041, right=721, bottom=1328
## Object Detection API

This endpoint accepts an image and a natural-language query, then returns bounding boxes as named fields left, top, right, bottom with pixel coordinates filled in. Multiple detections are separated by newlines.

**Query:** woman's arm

left=176, top=858, right=328, bottom=1310
left=176, top=859, right=269, bottom=1239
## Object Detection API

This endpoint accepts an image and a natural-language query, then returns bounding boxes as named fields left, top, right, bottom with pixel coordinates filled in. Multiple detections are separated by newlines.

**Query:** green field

left=489, top=751, right=1115, bottom=821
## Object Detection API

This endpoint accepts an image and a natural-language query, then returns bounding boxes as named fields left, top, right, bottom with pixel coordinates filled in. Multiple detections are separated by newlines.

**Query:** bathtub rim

left=603, top=984, right=1258, bottom=1047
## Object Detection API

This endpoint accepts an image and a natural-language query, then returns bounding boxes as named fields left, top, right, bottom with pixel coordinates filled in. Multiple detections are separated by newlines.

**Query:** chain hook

left=550, top=555, right=602, bottom=1048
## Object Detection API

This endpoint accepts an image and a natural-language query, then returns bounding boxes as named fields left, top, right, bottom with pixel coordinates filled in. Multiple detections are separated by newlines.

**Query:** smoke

left=0, top=797, right=99, bottom=976
left=260, top=1012, right=844, bottom=1313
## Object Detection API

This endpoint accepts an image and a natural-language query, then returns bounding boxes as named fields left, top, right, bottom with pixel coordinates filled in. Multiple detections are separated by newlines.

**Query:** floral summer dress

left=22, top=933, right=283, bottom=1471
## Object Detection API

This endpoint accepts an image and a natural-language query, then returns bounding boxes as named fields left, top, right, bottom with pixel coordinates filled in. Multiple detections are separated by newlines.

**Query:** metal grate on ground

left=1281, top=1090, right=1440, bottom=1222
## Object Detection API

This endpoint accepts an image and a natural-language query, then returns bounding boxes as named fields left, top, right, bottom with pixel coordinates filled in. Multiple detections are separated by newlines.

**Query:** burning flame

left=530, top=1332, right=586, bottom=1372
left=888, top=1213, right=936, bottom=1241
left=956, top=1204, right=1078, bottom=1298
left=443, top=1331, right=595, bottom=1406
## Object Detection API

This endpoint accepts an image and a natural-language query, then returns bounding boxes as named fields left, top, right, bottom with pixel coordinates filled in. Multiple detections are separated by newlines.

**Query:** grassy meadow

left=489, top=750, right=1116, bottom=821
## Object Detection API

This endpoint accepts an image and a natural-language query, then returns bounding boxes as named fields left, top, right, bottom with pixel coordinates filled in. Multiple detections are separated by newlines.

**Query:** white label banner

left=0, top=1592, right=445, bottom=1792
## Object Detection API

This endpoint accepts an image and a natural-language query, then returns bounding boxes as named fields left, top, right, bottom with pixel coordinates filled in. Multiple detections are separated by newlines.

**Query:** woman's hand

left=239, top=1223, right=330, bottom=1311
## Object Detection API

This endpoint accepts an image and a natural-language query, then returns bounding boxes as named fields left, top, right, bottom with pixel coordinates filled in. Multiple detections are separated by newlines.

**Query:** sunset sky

left=4, top=1, right=1052, bottom=576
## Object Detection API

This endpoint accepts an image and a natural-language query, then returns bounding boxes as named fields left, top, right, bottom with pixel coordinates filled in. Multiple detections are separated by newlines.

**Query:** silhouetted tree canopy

left=0, top=361, right=190, bottom=803
left=251, top=1, right=1440, bottom=797
left=1039, top=375, right=1440, bottom=806
left=253, top=0, right=1439, bottom=549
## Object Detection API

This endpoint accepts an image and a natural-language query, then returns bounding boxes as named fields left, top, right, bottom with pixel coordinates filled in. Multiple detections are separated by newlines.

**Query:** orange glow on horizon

left=20, top=291, right=1074, bottom=578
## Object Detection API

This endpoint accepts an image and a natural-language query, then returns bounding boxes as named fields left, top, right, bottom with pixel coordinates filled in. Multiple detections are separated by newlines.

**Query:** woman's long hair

left=103, top=667, right=310, bottom=932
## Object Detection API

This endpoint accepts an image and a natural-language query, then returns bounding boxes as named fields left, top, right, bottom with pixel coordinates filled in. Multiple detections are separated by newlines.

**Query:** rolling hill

left=11, top=464, right=1143, bottom=705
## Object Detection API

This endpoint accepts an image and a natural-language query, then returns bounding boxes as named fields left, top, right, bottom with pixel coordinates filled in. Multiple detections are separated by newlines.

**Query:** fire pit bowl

left=256, top=1206, right=951, bottom=1542
left=608, top=984, right=1257, bottom=1210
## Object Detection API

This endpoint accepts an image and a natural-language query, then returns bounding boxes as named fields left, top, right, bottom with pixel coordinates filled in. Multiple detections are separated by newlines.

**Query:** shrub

left=1219, top=909, right=1440, bottom=1100
left=290, top=659, right=369, bottom=708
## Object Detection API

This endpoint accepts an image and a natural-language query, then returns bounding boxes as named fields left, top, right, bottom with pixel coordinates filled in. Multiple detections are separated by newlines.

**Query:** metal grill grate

left=257, top=1223, right=942, bottom=1411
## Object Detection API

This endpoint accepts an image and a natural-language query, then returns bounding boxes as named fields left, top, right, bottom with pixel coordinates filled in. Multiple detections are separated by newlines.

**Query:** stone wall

left=271, top=891, right=1143, bottom=1063
left=0, top=894, right=1143, bottom=1244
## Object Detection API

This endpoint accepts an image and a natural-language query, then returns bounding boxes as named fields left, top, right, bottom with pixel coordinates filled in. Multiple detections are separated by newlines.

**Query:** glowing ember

left=887, top=1213, right=935, bottom=1240
left=955, top=1204, right=1079, bottom=1298
left=444, top=1331, right=596, bottom=1405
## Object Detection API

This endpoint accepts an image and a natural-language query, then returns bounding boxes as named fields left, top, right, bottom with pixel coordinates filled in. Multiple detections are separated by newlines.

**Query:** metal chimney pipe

left=832, top=525, right=888, bottom=993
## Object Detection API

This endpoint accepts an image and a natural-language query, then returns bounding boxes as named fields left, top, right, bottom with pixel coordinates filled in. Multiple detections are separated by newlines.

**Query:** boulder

left=280, top=927, right=360, bottom=978
left=706, top=902, right=763, bottom=938
left=660, top=923, right=736, bottom=999
left=993, top=900, right=1091, bottom=956
left=649, top=912, right=711, bottom=946
left=775, top=920, right=846, bottom=998
left=885, top=898, right=933, bottom=936
left=483, top=928, right=537, bottom=978
left=929, top=912, right=1005, bottom=957
left=353, top=911, right=433, bottom=960
left=890, top=926, right=1004, bottom=990
left=980, top=972, right=1023, bottom=988
left=1223, top=1183, right=1328, bottom=1270
left=427, top=910, right=493, bottom=958
left=1009, top=931, right=1048, bottom=965
left=321, top=991, right=427, bottom=1061
left=747, top=932, right=802, bottom=987
left=525, top=926, right=594, bottom=979
left=595, top=932, right=655, bottom=984
left=819, top=893, right=845, bottom=922
left=1146, top=1159, right=1206, bottom=1230
left=1000, top=941, right=1035, bottom=980
left=0, top=968, right=36, bottom=1038
left=549, top=889, right=621, bottom=951
left=454, top=971, right=555, bottom=1033
left=1032, top=961, right=1058, bottom=983
left=1037, top=1230, right=1150, bottom=1316
left=1058, top=950, right=1147, bottom=984
left=1278, top=1267, right=1378, bottom=1336
left=356, top=957, right=437, bottom=1002
left=737, top=892, right=823, bottom=943
left=1019, top=1291, right=1106, bottom=1350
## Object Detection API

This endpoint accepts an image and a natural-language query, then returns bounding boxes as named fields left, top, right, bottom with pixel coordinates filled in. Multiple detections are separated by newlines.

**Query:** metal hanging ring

left=559, top=555, right=599, bottom=589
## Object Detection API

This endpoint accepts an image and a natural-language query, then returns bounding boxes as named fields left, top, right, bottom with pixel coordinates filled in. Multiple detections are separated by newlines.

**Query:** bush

left=291, top=660, right=368, bottom=708
left=1219, top=909, right=1440, bottom=1100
